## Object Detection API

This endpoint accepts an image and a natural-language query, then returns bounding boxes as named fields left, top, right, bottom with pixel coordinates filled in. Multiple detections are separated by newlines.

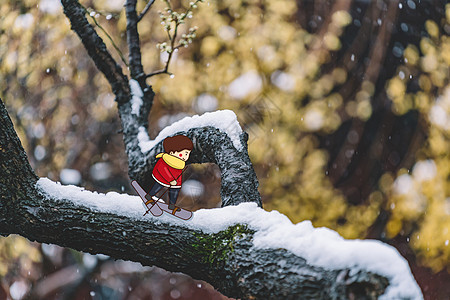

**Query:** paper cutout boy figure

left=145, top=135, right=193, bottom=212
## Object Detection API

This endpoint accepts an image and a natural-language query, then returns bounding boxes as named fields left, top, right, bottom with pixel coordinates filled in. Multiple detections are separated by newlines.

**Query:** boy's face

left=169, top=149, right=191, bottom=161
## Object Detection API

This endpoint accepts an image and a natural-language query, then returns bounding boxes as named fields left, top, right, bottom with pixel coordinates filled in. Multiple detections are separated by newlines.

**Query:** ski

left=158, top=201, right=193, bottom=220
left=131, top=180, right=163, bottom=217
left=131, top=180, right=193, bottom=220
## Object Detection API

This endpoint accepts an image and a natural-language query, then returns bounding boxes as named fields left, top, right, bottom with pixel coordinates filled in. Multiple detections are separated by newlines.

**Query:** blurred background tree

left=0, top=0, right=448, bottom=299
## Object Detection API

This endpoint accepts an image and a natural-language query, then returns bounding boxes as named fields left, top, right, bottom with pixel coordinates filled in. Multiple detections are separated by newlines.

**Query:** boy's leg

left=168, top=188, right=181, bottom=211
left=145, top=182, right=164, bottom=203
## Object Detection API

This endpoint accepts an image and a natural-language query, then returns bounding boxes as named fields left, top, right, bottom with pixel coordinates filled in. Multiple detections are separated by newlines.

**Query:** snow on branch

left=130, top=79, right=144, bottom=116
left=138, top=110, right=244, bottom=153
left=36, top=178, right=422, bottom=300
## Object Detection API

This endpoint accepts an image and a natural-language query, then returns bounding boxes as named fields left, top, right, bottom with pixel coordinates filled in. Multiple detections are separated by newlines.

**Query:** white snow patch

left=41, top=243, right=59, bottom=257
left=37, top=178, right=147, bottom=220
left=228, top=71, right=263, bottom=100
left=130, top=79, right=143, bottom=116
left=60, top=169, right=82, bottom=185
left=138, top=110, right=243, bottom=153
left=37, top=178, right=422, bottom=300
left=83, top=253, right=98, bottom=268
left=191, top=207, right=422, bottom=300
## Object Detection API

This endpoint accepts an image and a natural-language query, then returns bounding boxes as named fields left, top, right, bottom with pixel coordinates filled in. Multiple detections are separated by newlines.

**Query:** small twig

left=61, top=0, right=130, bottom=100
left=163, top=0, right=172, bottom=10
left=183, top=1, right=198, bottom=17
left=80, top=4, right=129, bottom=67
left=146, top=69, right=173, bottom=78
left=90, top=15, right=129, bottom=67
left=146, top=0, right=203, bottom=79
left=160, top=16, right=179, bottom=74
left=146, top=40, right=176, bottom=79
left=137, top=0, right=156, bottom=22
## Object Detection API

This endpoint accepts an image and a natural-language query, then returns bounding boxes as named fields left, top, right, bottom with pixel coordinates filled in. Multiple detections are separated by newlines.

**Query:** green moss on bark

left=192, top=224, right=254, bottom=266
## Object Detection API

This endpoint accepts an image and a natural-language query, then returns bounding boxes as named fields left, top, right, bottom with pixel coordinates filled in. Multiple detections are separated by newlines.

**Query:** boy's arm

left=166, top=168, right=178, bottom=185
left=156, top=162, right=177, bottom=183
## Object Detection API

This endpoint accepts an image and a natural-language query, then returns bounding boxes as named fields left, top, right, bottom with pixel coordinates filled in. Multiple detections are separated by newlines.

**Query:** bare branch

left=125, top=0, right=145, bottom=80
left=137, top=0, right=156, bottom=22
left=147, top=1, right=201, bottom=78
left=145, top=69, right=173, bottom=78
left=82, top=5, right=129, bottom=67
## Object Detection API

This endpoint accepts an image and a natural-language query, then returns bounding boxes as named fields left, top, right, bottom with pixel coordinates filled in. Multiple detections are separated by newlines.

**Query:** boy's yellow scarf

left=156, top=153, right=185, bottom=169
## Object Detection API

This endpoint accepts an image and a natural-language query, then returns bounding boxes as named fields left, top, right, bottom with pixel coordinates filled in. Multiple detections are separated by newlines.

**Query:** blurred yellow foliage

left=0, top=235, right=41, bottom=277
left=386, top=5, right=450, bottom=271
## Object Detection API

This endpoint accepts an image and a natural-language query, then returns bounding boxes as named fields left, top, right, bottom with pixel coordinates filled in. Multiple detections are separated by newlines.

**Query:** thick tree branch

left=122, top=0, right=155, bottom=126
left=0, top=101, right=38, bottom=235
left=125, top=0, right=145, bottom=80
left=4, top=186, right=389, bottom=299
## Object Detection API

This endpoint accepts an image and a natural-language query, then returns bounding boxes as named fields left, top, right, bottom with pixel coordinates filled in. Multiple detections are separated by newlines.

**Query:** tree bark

left=1, top=99, right=388, bottom=299
left=0, top=101, right=38, bottom=236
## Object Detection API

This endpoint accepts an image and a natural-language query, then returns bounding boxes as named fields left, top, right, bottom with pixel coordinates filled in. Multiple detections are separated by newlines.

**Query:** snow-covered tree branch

left=0, top=98, right=420, bottom=298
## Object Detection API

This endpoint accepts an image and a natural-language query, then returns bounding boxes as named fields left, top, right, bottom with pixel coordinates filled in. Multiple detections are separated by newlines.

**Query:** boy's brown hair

left=163, top=135, right=193, bottom=153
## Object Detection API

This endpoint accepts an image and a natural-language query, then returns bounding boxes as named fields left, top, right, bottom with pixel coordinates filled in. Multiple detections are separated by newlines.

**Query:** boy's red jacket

left=152, top=153, right=185, bottom=188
